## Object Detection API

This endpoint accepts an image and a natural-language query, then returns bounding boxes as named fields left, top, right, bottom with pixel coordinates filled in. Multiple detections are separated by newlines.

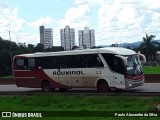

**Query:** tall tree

left=27, top=44, right=35, bottom=53
left=139, top=34, right=156, bottom=60
left=34, top=43, right=44, bottom=52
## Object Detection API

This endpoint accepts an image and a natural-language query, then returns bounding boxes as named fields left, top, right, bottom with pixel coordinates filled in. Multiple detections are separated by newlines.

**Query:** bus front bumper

left=125, top=78, right=144, bottom=89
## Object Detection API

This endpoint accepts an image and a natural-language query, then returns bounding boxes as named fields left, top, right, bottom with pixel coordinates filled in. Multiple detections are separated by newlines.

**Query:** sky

left=0, top=0, right=160, bottom=46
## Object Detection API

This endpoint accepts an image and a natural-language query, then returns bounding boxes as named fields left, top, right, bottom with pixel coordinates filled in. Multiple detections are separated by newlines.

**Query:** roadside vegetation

left=143, top=67, right=160, bottom=74
left=0, top=94, right=160, bottom=120
left=0, top=75, right=14, bottom=78
left=0, top=37, right=64, bottom=77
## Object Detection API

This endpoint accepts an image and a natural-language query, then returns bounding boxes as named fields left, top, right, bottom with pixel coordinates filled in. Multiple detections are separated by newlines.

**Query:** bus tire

left=41, top=81, right=52, bottom=92
left=97, top=80, right=110, bottom=93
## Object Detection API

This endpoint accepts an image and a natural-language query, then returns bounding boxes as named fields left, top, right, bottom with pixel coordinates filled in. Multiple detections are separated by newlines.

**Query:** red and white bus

left=13, top=47, right=146, bottom=92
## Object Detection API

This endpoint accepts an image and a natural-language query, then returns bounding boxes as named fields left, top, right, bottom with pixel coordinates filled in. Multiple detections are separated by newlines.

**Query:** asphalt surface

left=0, top=83, right=160, bottom=94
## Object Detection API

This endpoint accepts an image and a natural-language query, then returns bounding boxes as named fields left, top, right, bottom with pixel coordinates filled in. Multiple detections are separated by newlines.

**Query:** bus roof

left=15, top=47, right=136, bottom=57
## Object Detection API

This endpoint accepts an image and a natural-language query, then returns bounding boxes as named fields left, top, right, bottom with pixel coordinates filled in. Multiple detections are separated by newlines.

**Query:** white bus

left=13, top=47, right=145, bottom=92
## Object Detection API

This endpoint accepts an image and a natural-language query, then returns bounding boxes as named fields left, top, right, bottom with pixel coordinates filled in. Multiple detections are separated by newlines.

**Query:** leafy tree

left=34, top=43, right=44, bottom=52
left=52, top=46, right=64, bottom=52
left=0, top=50, right=12, bottom=76
left=27, top=44, right=35, bottom=53
left=0, top=38, right=65, bottom=76
left=72, top=46, right=79, bottom=50
left=91, top=46, right=98, bottom=49
left=138, top=34, right=157, bottom=60
left=44, top=47, right=52, bottom=52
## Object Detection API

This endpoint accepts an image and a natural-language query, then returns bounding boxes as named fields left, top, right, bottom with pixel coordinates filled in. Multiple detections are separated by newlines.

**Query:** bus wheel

left=41, top=81, right=52, bottom=92
left=97, top=80, right=110, bottom=93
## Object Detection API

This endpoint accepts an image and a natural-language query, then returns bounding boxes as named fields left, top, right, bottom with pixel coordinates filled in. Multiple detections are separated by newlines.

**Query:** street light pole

left=9, top=30, right=13, bottom=75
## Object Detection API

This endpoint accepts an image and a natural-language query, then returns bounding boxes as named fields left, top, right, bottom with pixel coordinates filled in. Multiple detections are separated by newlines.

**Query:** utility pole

left=9, top=31, right=13, bottom=75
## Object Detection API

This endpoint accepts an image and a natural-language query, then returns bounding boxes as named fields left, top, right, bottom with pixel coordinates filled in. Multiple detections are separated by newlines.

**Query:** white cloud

left=0, top=7, right=26, bottom=42
left=95, top=0, right=160, bottom=45
left=1, top=0, right=160, bottom=47
left=57, top=0, right=103, bottom=45
left=0, top=1, right=8, bottom=9
left=58, top=4, right=91, bottom=29
left=38, top=0, right=160, bottom=46
left=18, top=32, right=40, bottom=44
left=74, top=0, right=98, bottom=5
left=28, top=16, right=58, bottom=27
left=0, top=7, right=26, bottom=29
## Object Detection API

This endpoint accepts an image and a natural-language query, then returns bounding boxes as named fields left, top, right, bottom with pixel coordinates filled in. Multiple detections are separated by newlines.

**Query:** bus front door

left=113, top=57, right=126, bottom=89
left=113, top=73, right=125, bottom=89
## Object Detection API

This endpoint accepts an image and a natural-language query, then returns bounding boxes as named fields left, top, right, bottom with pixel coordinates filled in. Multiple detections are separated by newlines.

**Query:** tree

left=0, top=49, right=12, bottom=76
left=72, top=46, right=79, bottom=50
left=52, top=46, right=64, bottom=52
left=138, top=34, right=157, bottom=60
left=27, top=44, right=35, bottom=53
left=44, top=47, right=52, bottom=52
left=34, top=43, right=44, bottom=52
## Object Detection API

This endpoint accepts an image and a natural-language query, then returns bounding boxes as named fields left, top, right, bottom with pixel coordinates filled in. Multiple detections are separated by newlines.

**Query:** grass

left=0, top=94, right=160, bottom=120
left=0, top=75, right=14, bottom=78
left=143, top=67, right=160, bottom=74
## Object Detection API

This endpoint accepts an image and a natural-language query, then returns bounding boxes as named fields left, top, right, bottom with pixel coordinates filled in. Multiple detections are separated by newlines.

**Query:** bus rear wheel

left=42, top=81, right=52, bottom=92
left=97, top=80, right=110, bottom=93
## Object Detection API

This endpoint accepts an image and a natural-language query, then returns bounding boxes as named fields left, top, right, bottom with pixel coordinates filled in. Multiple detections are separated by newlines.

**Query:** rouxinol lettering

left=53, top=71, right=84, bottom=75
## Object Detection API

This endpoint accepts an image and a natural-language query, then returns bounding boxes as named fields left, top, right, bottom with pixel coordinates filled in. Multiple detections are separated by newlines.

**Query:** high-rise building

left=78, top=27, right=95, bottom=49
left=39, top=25, right=45, bottom=45
left=60, top=25, right=75, bottom=50
left=44, top=28, right=53, bottom=48
left=39, top=25, right=53, bottom=49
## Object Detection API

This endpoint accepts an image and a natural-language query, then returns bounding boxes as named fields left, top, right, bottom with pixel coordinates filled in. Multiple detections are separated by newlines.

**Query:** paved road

left=0, top=83, right=160, bottom=93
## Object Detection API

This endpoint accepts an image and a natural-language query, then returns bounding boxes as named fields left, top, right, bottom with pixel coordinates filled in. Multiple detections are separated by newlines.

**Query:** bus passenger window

left=28, top=58, right=35, bottom=70
left=36, top=58, right=42, bottom=69
left=83, top=54, right=103, bottom=68
left=16, top=59, right=27, bottom=70
left=71, top=55, right=83, bottom=68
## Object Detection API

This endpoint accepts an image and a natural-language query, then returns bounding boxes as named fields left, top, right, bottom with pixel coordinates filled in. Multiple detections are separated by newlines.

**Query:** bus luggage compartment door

left=58, top=69, right=71, bottom=86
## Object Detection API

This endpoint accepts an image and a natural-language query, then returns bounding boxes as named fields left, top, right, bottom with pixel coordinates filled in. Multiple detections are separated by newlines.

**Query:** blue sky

left=0, top=0, right=160, bottom=46
left=7, top=0, right=73, bottom=21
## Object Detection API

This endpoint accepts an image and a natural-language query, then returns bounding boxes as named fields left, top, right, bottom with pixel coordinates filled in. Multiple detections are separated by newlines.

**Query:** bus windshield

left=125, top=55, right=143, bottom=76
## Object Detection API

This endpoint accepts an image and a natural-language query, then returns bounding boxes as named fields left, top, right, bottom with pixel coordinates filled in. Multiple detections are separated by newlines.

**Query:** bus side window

left=36, top=58, right=42, bottom=69
left=16, top=59, right=24, bottom=69
left=83, top=54, right=103, bottom=68
left=102, top=54, right=114, bottom=71
left=71, top=55, right=83, bottom=68
left=28, top=58, right=36, bottom=70
left=38, top=56, right=57, bottom=69
left=15, top=58, right=28, bottom=70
